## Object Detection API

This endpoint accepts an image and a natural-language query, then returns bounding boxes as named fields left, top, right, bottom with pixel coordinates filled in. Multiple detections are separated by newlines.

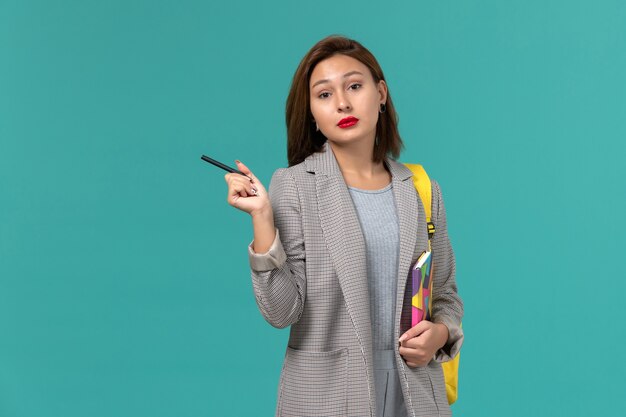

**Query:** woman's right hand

left=225, top=160, right=271, bottom=217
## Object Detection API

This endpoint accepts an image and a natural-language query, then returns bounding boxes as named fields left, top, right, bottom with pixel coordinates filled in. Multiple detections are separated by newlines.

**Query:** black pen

left=201, top=155, right=257, bottom=195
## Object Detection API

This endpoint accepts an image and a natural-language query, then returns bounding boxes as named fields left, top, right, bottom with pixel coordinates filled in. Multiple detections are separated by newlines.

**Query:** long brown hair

left=286, top=35, right=403, bottom=167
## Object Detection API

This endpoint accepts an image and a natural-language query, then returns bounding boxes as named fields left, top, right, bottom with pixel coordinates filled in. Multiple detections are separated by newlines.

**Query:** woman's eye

left=318, top=92, right=331, bottom=99
left=349, top=83, right=362, bottom=90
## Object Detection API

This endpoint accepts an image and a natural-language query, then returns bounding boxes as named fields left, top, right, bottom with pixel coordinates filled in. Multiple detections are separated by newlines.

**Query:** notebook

left=412, top=250, right=433, bottom=326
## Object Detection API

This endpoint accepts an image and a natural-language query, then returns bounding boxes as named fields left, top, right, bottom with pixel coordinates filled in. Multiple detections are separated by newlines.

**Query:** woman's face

left=309, top=54, right=387, bottom=147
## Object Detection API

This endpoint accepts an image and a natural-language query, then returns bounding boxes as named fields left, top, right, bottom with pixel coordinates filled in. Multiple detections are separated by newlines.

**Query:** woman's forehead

left=309, top=55, right=372, bottom=87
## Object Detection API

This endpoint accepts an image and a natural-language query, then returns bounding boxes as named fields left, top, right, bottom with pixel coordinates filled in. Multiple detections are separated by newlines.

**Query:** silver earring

left=375, top=136, right=379, bottom=146
left=380, top=103, right=387, bottom=113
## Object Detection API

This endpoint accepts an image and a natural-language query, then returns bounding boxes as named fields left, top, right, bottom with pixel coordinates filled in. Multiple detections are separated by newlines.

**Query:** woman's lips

left=337, top=116, right=359, bottom=128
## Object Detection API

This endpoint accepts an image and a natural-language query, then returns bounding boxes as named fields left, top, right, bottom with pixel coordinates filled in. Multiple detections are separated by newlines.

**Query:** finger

left=235, top=161, right=267, bottom=196
left=399, top=320, right=431, bottom=343
left=235, top=160, right=256, bottom=181
left=406, top=361, right=419, bottom=368
left=228, top=175, right=258, bottom=196
left=231, top=163, right=259, bottom=194
left=240, top=184, right=257, bottom=196
left=234, top=180, right=255, bottom=196
left=229, top=181, right=251, bottom=199
left=401, top=334, right=426, bottom=348
left=399, top=346, right=416, bottom=357
left=225, top=172, right=250, bottom=185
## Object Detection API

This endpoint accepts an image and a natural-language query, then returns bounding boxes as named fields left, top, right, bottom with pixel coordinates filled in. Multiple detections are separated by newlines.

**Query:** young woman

left=224, top=35, right=464, bottom=417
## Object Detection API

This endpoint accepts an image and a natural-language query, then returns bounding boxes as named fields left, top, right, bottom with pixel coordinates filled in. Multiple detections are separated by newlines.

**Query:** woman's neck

left=328, top=140, right=391, bottom=189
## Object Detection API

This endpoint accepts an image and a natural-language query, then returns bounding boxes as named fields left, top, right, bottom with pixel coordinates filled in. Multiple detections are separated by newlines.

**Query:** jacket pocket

left=427, top=360, right=451, bottom=415
left=278, top=347, right=348, bottom=417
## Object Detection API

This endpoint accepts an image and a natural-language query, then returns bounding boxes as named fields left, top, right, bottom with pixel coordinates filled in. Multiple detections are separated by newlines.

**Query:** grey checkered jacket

left=248, top=141, right=464, bottom=417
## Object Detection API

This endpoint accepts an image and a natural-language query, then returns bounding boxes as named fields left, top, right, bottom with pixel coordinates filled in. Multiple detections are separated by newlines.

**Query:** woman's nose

left=335, top=91, right=351, bottom=112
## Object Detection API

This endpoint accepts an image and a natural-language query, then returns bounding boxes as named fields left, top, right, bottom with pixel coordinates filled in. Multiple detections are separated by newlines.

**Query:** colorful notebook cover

left=412, top=250, right=433, bottom=326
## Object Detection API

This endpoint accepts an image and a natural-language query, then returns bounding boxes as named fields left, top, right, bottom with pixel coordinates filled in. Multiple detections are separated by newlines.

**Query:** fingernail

left=399, top=335, right=406, bottom=343
left=235, top=160, right=241, bottom=164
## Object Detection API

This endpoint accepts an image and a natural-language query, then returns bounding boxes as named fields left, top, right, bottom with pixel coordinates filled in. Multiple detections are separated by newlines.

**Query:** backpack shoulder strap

left=405, top=163, right=460, bottom=406
left=403, top=163, right=436, bottom=240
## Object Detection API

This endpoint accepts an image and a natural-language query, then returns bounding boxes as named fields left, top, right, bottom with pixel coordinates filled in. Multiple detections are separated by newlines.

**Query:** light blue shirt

left=348, top=182, right=400, bottom=350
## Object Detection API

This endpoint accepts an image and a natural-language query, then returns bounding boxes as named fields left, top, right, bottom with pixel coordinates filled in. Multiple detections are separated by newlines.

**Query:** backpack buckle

left=427, top=221, right=436, bottom=239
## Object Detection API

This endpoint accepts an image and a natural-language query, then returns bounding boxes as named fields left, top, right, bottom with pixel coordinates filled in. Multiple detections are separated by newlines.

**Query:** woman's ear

left=377, top=80, right=388, bottom=105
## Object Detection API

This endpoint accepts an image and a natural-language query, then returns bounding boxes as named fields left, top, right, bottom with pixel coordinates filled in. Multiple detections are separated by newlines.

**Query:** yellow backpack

left=404, top=163, right=461, bottom=405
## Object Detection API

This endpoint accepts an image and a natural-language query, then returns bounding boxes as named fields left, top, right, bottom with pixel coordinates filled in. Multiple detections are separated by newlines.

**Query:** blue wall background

left=1, top=1, right=625, bottom=416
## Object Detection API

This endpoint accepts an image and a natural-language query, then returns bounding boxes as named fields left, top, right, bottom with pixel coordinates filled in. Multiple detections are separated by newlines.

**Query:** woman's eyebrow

left=311, top=71, right=365, bottom=88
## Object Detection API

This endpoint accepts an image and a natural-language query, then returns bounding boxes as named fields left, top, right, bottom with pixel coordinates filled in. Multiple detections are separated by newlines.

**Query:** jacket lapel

left=389, top=161, right=421, bottom=337
left=307, top=143, right=373, bottom=359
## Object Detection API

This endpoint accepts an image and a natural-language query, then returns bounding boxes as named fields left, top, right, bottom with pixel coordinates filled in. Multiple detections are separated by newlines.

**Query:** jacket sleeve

left=430, top=179, right=464, bottom=362
left=247, top=168, right=306, bottom=329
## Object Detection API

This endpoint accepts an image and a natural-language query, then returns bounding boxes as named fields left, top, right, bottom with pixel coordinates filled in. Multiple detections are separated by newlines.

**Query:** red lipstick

left=337, top=116, right=359, bottom=128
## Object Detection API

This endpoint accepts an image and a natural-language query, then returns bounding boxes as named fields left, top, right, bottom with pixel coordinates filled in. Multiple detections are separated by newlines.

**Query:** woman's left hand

left=398, top=321, right=449, bottom=367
